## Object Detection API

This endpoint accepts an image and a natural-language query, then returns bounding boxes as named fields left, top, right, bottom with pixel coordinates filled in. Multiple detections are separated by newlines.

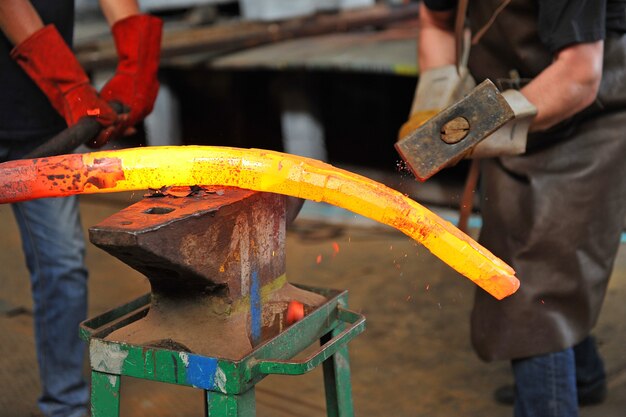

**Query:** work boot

left=493, top=381, right=607, bottom=406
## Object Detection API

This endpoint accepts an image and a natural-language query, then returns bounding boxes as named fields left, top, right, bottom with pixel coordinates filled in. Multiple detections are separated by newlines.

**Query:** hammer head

left=395, top=79, right=514, bottom=181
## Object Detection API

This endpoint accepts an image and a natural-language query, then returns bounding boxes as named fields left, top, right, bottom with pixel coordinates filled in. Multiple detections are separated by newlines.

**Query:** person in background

left=0, top=1, right=161, bottom=415
left=405, top=0, right=626, bottom=416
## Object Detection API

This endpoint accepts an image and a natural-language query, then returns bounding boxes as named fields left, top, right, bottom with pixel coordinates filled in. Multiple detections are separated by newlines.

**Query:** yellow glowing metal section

left=0, top=146, right=518, bottom=299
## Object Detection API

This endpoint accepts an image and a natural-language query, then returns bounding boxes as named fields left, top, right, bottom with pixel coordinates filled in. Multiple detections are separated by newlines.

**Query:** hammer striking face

left=395, top=80, right=515, bottom=181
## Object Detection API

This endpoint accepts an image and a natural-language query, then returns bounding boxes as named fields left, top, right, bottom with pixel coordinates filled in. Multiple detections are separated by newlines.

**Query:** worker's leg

left=495, top=335, right=607, bottom=407
left=512, top=348, right=578, bottom=417
left=574, top=336, right=607, bottom=404
left=12, top=196, right=89, bottom=417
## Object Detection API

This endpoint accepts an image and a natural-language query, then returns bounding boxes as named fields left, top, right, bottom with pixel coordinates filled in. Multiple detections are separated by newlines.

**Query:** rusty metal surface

left=395, top=80, right=515, bottom=181
left=75, top=3, right=419, bottom=70
left=89, top=188, right=326, bottom=359
left=90, top=187, right=282, bottom=295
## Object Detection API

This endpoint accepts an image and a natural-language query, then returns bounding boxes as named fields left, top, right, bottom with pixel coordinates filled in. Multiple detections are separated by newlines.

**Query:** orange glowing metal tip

left=0, top=146, right=518, bottom=299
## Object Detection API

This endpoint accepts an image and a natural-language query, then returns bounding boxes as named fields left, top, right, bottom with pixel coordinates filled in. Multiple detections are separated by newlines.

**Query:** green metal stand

left=81, top=287, right=365, bottom=417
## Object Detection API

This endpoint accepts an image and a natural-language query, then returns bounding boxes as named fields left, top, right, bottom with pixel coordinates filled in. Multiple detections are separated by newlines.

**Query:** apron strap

left=472, top=0, right=512, bottom=45
left=455, top=0, right=470, bottom=70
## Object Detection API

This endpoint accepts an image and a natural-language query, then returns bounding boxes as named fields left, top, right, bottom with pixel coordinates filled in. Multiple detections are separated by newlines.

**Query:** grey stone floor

left=1, top=193, right=625, bottom=416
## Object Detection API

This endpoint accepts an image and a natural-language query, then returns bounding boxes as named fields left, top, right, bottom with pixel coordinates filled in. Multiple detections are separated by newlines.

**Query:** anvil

left=89, top=187, right=325, bottom=359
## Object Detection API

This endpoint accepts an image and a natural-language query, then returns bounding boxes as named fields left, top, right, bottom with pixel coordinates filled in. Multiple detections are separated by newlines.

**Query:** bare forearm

left=417, top=3, right=456, bottom=71
left=0, top=0, right=43, bottom=44
left=98, top=0, right=141, bottom=26
left=522, top=41, right=604, bottom=132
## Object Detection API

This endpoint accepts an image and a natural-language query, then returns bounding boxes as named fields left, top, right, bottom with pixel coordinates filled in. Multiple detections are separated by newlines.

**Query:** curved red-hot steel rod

left=0, top=146, right=519, bottom=299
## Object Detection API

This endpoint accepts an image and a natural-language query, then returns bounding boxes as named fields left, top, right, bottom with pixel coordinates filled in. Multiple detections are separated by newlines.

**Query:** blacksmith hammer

left=395, top=79, right=515, bottom=181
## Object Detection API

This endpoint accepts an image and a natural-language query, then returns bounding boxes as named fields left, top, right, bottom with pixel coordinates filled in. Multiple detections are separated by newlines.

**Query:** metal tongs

left=24, top=101, right=125, bottom=159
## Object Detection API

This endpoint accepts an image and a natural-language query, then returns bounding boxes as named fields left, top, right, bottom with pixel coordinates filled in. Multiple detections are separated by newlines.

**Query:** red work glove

left=100, top=14, right=163, bottom=133
left=11, top=25, right=117, bottom=147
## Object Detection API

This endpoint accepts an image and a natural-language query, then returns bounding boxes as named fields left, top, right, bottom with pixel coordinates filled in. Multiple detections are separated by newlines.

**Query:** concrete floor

left=1, top=191, right=625, bottom=417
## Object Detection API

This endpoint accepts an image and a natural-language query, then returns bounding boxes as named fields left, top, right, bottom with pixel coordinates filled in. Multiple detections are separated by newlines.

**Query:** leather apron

left=466, top=0, right=626, bottom=361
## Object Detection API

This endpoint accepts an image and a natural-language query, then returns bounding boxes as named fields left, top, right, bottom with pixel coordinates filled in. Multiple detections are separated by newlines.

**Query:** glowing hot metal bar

left=0, top=146, right=518, bottom=299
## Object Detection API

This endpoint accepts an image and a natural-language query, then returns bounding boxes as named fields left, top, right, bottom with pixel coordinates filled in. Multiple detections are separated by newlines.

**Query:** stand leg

left=205, top=388, right=256, bottom=417
left=322, top=328, right=355, bottom=417
left=91, top=371, right=121, bottom=417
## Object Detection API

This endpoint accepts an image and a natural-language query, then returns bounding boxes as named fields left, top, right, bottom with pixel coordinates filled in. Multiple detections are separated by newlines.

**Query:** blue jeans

left=2, top=136, right=89, bottom=417
left=512, top=336, right=605, bottom=417
left=12, top=196, right=89, bottom=417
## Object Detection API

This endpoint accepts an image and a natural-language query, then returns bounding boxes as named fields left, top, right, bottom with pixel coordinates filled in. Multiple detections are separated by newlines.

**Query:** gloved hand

left=100, top=14, right=163, bottom=137
left=466, top=89, right=537, bottom=158
left=398, top=65, right=475, bottom=139
left=11, top=25, right=117, bottom=146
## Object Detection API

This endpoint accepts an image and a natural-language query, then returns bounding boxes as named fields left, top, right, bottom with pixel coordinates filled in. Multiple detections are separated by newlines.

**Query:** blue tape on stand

left=250, top=270, right=261, bottom=344
left=185, top=354, right=218, bottom=389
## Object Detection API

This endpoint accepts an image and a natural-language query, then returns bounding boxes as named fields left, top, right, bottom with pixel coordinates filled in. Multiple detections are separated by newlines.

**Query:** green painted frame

left=81, top=286, right=365, bottom=417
